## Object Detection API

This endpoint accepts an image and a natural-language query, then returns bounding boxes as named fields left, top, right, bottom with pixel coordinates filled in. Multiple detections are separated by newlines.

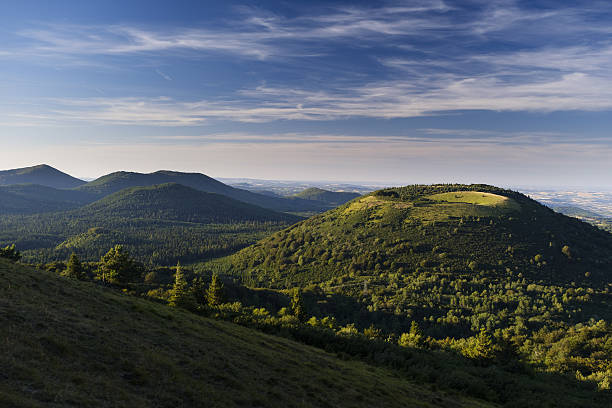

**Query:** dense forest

left=0, top=183, right=299, bottom=264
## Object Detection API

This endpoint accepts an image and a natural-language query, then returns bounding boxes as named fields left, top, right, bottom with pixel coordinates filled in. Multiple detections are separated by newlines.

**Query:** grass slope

left=0, top=164, right=85, bottom=189
left=77, top=170, right=327, bottom=213
left=0, top=258, right=490, bottom=408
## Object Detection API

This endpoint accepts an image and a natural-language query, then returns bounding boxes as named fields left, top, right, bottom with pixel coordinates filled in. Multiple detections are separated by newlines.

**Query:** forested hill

left=1, top=258, right=490, bottom=408
left=231, top=184, right=612, bottom=287
left=79, top=183, right=301, bottom=224
left=0, top=164, right=85, bottom=188
left=0, top=184, right=94, bottom=214
left=293, top=187, right=361, bottom=206
left=222, top=184, right=612, bottom=388
left=77, top=170, right=328, bottom=213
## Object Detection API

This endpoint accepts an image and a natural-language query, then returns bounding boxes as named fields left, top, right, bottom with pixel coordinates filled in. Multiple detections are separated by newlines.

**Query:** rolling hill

left=77, top=170, right=328, bottom=213
left=0, top=184, right=300, bottom=264
left=79, top=183, right=301, bottom=224
left=0, top=258, right=493, bottom=408
left=0, top=164, right=85, bottom=189
left=293, top=187, right=361, bottom=207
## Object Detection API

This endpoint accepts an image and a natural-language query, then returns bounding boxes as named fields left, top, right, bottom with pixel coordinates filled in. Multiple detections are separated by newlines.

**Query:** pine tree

left=66, top=253, right=85, bottom=280
left=470, top=328, right=496, bottom=360
left=290, top=288, right=306, bottom=321
left=168, top=262, right=192, bottom=309
left=206, top=273, right=225, bottom=306
left=97, top=245, right=138, bottom=285
left=0, top=244, right=21, bottom=261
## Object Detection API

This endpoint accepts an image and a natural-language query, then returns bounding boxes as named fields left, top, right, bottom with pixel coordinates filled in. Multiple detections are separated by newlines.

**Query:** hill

left=0, top=184, right=95, bottom=214
left=0, top=164, right=85, bottom=189
left=77, top=170, right=327, bottom=213
left=79, top=183, right=301, bottom=224
left=293, top=187, right=360, bottom=206
left=220, top=184, right=612, bottom=389
left=0, top=258, right=491, bottom=408
left=0, top=184, right=300, bottom=264
left=230, top=184, right=612, bottom=287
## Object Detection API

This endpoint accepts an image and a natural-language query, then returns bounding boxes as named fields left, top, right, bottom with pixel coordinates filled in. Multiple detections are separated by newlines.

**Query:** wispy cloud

left=3, top=1, right=612, bottom=124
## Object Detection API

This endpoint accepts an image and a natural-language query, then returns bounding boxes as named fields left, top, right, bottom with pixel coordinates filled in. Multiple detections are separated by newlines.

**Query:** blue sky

left=1, top=0, right=612, bottom=186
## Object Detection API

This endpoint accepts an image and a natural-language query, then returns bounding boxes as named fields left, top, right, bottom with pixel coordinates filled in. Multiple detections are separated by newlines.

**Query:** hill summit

left=0, top=164, right=85, bottom=189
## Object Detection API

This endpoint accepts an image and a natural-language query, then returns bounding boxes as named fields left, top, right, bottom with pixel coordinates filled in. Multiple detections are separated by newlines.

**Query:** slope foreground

left=0, top=258, right=488, bottom=408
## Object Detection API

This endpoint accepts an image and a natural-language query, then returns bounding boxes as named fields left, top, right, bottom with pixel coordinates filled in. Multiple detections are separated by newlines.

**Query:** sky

left=1, top=0, right=612, bottom=187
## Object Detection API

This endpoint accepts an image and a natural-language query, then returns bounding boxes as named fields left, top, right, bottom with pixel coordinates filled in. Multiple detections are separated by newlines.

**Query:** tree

left=65, top=253, right=85, bottom=280
left=206, top=273, right=225, bottom=306
left=168, top=262, right=193, bottom=309
left=290, top=288, right=306, bottom=321
left=0, top=244, right=21, bottom=261
left=97, top=245, right=138, bottom=285
left=398, top=321, right=423, bottom=348
left=468, top=329, right=496, bottom=361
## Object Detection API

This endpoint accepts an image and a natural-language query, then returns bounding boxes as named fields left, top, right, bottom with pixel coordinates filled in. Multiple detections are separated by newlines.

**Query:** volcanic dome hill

left=229, top=184, right=612, bottom=287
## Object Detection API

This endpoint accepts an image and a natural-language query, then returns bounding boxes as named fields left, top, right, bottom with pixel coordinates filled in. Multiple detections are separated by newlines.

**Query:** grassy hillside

left=0, top=164, right=85, bottom=189
left=77, top=170, right=328, bottom=213
left=0, top=184, right=95, bottom=214
left=293, top=187, right=361, bottom=206
left=0, top=258, right=491, bottom=408
left=0, top=184, right=299, bottom=264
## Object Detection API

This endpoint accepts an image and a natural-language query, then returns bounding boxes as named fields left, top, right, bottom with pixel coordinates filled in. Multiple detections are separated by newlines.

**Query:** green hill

left=220, top=184, right=612, bottom=389
left=0, top=184, right=300, bottom=264
left=0, top=164, right=85, bottom=189
left=79, top=183, right=301, bottom=224
left=0, top=184, right=95, bottom=214
left=230, top=184, right=612, bottom=287
left=293, top=187, right=361, bottom=206
left=78, top=170, right=327, bottom=213
left=0, top=258, right=492, bottom=408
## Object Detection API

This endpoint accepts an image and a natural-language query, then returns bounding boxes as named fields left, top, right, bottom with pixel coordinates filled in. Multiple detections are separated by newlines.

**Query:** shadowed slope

left=0, top=258, right=489, bottom=408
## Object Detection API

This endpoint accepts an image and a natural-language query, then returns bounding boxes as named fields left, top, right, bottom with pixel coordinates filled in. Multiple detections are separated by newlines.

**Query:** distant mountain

left=0, top=164, right=85, bottom=189
left=0, top=184, right=94, bottom=214
left=79, top=183, right=301, bottom=224
left=77, top=170, right=327, bottom=213
left=293, top=187, right=360, bottom=206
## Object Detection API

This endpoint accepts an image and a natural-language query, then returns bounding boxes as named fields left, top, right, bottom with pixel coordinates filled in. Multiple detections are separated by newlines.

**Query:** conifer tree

left=290, top=288, right=306, bottom=321
left=206, top=273, right=225, bottom=306
left=168, top=261, right=192, bottom=309
left=0, top=244, right=21, bottom=261
left=97, top=245, right=138, bottom=285
left=66, top=253, right=85, bottom=280
left=471, top=328, right=496, bottom=360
